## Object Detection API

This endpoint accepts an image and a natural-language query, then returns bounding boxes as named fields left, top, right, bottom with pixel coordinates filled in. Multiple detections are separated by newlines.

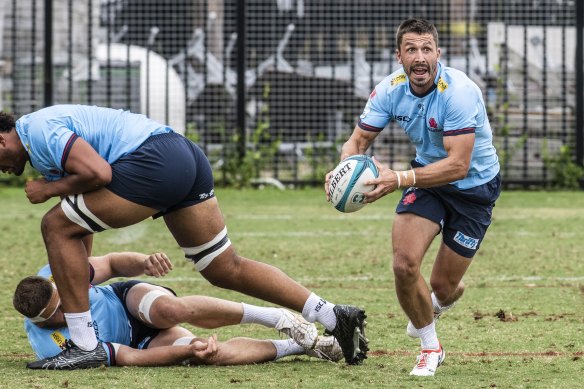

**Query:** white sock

left=431, top=292, right=454, bottom=313
left=301, top=293, right=336, bottom=331
left=64, top=310, right=98, bottom=351
left=417, top=321, right=440, bottom=350
left=270, top=339, right=305, bottom=360
left=240, top=303, right=282, bottom=328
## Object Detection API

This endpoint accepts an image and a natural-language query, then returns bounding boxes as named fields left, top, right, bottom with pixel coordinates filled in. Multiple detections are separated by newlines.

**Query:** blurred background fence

left=0, top=0, right=582, bottom=188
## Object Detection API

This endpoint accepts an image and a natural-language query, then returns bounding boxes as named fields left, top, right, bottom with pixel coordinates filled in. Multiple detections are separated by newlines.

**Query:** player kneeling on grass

left=13, top=252, right=342, bottom=369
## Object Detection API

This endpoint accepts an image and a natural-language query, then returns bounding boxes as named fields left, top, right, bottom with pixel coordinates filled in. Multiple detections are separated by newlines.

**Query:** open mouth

left=412, top=67, right=428, bottom=76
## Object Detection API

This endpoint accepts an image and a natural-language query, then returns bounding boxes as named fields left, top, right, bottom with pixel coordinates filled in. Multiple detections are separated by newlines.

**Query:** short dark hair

left=13, top=276, right=53, bottom=317
left=396, top=18, right=439, bottom=49
left=0, top=111, right=16, bottom=133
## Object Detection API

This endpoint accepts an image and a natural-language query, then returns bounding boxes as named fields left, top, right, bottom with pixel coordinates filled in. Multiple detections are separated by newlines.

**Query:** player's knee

left=429, top=282, right=450, bottom=302
left=41, top=207, right=79, bottom=241
left=392, top=251, right=420, bottom=282
left=137, top=290, right=175, bottom=327
left=201, top=250, right=243, bottom=288
left=431, top=279, right=465, bottom=303
left=150, top=298, right=184, bottom=326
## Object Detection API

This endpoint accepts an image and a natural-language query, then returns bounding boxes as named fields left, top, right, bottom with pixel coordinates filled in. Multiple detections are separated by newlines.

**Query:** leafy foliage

left=545, top=145, right=584, bottom=190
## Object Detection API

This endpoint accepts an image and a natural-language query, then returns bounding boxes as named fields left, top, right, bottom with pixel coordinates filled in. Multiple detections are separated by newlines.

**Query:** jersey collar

left=408, top=62, right=443, bottom=98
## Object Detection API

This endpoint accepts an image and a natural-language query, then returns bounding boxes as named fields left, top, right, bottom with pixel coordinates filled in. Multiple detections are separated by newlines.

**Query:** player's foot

left=26, top=341, right=114, bottom=370
left=325, top=305, right=368, bottom=365
left=409, top=344, right=445, bottom=377
left=305, top=335, right=343, bottom=362
left=275, top=309, right=318, bottom=349
left=406, top=301, right=456, bottom=338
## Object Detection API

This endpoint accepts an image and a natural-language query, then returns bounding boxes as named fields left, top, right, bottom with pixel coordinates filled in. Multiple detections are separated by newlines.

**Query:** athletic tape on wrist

left=394, top=170, right=401, bottom=188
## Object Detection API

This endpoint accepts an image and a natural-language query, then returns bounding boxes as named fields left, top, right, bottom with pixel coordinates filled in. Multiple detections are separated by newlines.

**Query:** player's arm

left=408, top=132, right=474, bottom=187
left=25, top=137, right=112, bottom=204
left=114, top=336, right=217, bottom=367
left=365, top=132, right=474, bottom=203
left=339, top=126, right=379, bottom=161
left=89, top=252, right=173, bottom=285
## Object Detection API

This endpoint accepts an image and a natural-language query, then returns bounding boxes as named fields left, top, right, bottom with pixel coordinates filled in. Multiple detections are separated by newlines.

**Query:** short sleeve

left=27, top=117, right=77, bottom=173
left=358, top=82, right=391, bottom=131
left=443, top=84, right=479, bottom=133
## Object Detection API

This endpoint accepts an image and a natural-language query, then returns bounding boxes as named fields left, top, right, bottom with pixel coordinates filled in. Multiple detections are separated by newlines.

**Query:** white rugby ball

left=328, top=155, right=379, bottom=213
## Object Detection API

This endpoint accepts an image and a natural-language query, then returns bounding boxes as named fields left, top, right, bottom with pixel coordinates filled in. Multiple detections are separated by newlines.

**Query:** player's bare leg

left=163, top=198, right=311, bottom=311
left=164, top=198, right=368, bottom=364
left=392, top=212, right=446, bottom=376
left=430, top=243, right=470, bottom=306
left=28, top=189, right=159, bottom=370
left=125, top=283, right=245, bottom=329
left=392, top=213, right=439, bottom=330
left=406, top=244, right=468, bottom=338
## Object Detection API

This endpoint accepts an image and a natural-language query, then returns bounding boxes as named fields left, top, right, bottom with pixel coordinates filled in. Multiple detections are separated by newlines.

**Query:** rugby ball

left=328, top=155, right=379, bottom=213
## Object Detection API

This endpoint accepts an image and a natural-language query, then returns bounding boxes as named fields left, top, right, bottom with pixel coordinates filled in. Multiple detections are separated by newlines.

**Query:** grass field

left=0, top=186, right=582, bottom=388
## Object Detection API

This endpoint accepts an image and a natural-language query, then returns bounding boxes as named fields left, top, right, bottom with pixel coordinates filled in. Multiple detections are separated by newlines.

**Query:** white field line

left=234, top=231, right=379, bottom=237
left=147, top=274, right=584, bottom=284
left=232, top=214, right=393, bottom=220
left=229, top=230, right=581, bottom=238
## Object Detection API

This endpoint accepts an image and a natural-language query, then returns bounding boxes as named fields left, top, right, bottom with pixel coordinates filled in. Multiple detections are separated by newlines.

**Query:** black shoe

left=325, top=305, right=369, bottom=365
left=26, top=341, right=114, bottom=370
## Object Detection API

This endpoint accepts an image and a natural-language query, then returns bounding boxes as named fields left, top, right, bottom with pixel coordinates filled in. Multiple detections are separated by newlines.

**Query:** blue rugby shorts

left=106, top=132, right=215, bottom=218
left=109, top=280, right=177, bottom=349
left=395, top=170, right=502, bottom=258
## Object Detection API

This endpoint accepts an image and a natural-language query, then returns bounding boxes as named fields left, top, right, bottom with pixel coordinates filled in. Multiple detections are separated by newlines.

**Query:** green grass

left=0, top=186, right=582, bottom=388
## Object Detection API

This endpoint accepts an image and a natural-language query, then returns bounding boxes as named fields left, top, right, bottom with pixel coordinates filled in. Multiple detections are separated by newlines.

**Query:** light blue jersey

left=358, top=63, right=499, bottom=189
left=24, top=265, right=131, bottom=359
left=15, top=104, right=172, bottom=181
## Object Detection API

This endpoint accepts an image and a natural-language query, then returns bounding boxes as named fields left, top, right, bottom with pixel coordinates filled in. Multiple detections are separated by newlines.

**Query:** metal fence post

left=43, top=0, right=53, bottom=107
left=236, top=0, right=246, bottom=162
left=576, top=0, right=584, bottom=172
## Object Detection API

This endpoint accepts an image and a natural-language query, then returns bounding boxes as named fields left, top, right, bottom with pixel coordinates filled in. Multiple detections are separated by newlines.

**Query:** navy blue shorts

left=396, top=167, right=502, bottom=258
left=106, top=132, right=215, bottom=218
left=110, top=280, right=176, bottom=349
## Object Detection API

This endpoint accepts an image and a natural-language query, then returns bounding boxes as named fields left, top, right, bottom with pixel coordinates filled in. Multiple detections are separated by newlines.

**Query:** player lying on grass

left=13, top=252, right=342, bottom=369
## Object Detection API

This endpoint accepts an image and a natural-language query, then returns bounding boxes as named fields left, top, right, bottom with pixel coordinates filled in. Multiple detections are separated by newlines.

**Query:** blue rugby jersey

left=24, top=264, right=131, bottom=359
left=15, top=104, right=172, bottom=181
left=357, top=62, right=499, bottom=189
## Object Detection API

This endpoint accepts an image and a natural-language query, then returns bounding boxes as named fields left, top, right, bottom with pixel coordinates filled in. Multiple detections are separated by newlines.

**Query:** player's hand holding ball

left=326, top=155, right=379, bottom=213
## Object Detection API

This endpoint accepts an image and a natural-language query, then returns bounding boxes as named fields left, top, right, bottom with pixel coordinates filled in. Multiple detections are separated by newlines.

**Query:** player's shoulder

left=382, top=68, right=409, bottom=94
left=437, top=66, right=480, bottom=96
left=371, top=68, right=408, bottom=98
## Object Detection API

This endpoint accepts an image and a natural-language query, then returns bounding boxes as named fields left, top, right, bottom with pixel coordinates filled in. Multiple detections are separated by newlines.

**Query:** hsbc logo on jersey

left=393, top=115, right=411, bottom=123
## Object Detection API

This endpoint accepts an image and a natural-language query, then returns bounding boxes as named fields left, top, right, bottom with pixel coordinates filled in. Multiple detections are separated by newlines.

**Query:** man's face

left=396, top=32, right=441, bottom=95
left=36, top=306, right=66, bottom=329
left=0, top=131, right=28, bottom=176
left=34, top=289, right=66, bottom=329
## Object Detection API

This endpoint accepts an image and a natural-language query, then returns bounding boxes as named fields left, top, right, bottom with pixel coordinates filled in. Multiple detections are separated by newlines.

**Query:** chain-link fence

left=1, top=0, right=581, bottom=188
